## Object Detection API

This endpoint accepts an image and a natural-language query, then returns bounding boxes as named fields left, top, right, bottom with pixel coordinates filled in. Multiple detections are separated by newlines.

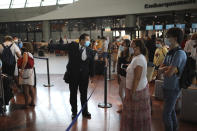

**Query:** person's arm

left=48, top=42, right=72, bottom=51
left=16, top=52, right=21, bottom=58
left=14, top=44, right=21, bottom=58
left=131, top=65, right=143, bottom=94
left=164, top=66, right=178, bottom=77
left=124, top=88, right=131, bottom=103
left=21, top=53, right=28, bottom=69
left=19, top=53, right=28, bottom=76
left=158, top=53, right=168, bottom=75
left=164, top=51, right=184, bottom=77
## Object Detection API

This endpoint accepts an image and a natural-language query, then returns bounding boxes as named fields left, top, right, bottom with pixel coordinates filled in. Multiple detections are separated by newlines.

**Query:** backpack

left=171, top=47, right=196, bottom=89
left=179, top=53, right=196, bottom=89
left=17, top=53, right=34, bottom=69
left=1, top=44, right=16, bottom=67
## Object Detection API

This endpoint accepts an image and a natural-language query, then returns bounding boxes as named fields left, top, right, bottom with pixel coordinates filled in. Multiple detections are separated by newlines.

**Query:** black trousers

left=1, top=64, right=15, bottom=105
left=69, top=76, right=89, bottom=114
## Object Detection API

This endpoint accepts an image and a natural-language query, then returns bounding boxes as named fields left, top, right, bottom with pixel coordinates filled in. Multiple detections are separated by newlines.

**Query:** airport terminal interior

left=0, top=0, right=197, bottom=131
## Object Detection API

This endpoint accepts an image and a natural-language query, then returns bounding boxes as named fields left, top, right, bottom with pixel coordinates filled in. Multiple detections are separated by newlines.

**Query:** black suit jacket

left=49, top=42, right=95, bottom=83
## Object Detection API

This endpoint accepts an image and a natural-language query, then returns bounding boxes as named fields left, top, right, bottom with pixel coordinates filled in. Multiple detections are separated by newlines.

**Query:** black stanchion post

left=98, top=66, right=112, bottom=108
left=107, top=53, right=114, bottom=81
left=44, top=58, right=54, bottom=87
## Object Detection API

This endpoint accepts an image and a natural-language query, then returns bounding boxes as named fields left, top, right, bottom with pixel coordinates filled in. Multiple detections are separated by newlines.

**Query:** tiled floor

left=0, top=74, right=197, bottom=131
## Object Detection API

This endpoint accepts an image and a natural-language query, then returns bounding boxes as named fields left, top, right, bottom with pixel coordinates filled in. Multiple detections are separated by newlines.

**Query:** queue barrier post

left=98, top=66, right=112, bottom=108
left=107, top=53, right=114, bottom=81
left=33, top=56, right=53, bottom=87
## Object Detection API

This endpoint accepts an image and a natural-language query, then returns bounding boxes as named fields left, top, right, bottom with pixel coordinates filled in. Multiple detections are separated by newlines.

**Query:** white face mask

left=129, top=47, right=134, bottom=54
left=14, top=39, right=18, bottom=43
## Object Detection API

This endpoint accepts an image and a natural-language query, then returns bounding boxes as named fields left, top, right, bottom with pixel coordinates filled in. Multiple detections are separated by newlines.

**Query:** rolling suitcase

left=154, top=80, right=164, bottom=100
left=180, top=88, right=197, bottom=122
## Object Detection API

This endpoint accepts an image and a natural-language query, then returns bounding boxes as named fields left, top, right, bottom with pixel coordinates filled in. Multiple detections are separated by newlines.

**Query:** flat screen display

left=192, top=23, right=197, bottom=29
left=166, top=24, right=174, bottom=29
left=146, top=25, right=153, bottom=30
left=155, top=25, right=163, bottom=30
left=176, top=24, right=185, bottom=29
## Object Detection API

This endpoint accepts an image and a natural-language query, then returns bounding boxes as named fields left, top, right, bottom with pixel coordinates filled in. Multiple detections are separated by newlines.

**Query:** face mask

left=156, top=44, right=161, bottom=48
left=119, top=45, right=124, bottom=51
left=117, top=39, right=121, bottom=42
left=14, top=39, right=18, bottom=43
left=164, top=38, right=171, bottom=46
left=85, top=41, right=90, bottom=47
left=19, top=42, right=23, bottom=49
left=129, top=47, right=134, bottom=54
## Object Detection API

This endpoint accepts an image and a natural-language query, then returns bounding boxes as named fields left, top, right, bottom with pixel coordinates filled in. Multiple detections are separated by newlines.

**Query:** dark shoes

left=71, top=112, right=91, bottom=120
left=82, top=112, right=91, bottom=119
left=72, top=113, right=77, bottom=120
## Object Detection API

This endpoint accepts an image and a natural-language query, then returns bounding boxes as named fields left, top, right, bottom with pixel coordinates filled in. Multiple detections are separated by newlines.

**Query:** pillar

left=125, top=15, right=137, bottom=39
left=42, top=21, right=50, bottom=42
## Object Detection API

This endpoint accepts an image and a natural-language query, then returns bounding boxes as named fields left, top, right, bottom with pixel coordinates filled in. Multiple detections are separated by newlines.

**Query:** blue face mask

left=119, top=45, right=124, bottom=51
left=164, top=38, right=171, bottom=46
left=156, top=44, right=161, bottom=48
left=129, top=47, right=134, bottom=54
left=85, top=41, right=90, bottom=47
left=19, top=42, right=23, bottom=49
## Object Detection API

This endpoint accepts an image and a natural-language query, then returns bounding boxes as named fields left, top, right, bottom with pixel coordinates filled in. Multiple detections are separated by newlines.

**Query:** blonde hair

left=4, top=35, right=13, bottom=42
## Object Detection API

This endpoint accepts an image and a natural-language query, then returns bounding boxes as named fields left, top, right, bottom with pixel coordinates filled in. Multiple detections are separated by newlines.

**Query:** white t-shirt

left=0, top=41, right=21, bottom=56
left=126, top=54, right=148, bottom=91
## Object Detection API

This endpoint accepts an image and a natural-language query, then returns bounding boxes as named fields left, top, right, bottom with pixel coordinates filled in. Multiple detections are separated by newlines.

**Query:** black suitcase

left=95, top=60, right=105, bottom=75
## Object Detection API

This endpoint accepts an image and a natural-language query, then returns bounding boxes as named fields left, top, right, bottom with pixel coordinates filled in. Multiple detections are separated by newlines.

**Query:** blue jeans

left=163, top=88, right=180, bottom=131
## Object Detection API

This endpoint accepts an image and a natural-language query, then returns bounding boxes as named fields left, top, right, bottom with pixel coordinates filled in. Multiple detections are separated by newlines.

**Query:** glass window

left=26, top=0, right=41, bottom=7
left=11, top=0, right=26, bottom=8
left=58, top=0, right=73, bottom=4
left=0, top=0, right=11, bottom=9
left=42, top=0, right=57, bottom=6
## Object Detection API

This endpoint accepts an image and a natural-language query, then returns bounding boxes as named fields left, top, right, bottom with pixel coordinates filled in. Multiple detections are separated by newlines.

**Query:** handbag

left=63, top=71, right=70, bottom=83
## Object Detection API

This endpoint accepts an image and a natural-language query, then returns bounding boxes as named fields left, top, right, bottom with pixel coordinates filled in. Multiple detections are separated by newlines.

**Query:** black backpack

left=169, top=47, right=196, bottom=89
left=179, top=53, right=196, bottom=89
left=1, top=44, right=16, bottom=67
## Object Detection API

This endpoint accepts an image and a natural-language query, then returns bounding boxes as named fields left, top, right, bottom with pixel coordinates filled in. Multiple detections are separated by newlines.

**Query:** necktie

left=80, top=47, right=83, bottom=54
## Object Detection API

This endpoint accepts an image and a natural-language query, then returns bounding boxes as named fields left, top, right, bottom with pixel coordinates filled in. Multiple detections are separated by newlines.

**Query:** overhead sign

left=192, top=23, right=197, bottom=28
left=146, top=25, right=153, bottom=30
left=145, top=0, right=196, bottom=9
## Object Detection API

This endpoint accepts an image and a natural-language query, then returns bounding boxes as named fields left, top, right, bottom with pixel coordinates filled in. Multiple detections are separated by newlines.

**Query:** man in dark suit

left=49, top=33, right=94, bottom=119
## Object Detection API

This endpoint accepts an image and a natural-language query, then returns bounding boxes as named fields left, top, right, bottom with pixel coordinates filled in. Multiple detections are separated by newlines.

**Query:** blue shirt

left=163, top=49, right=187, bottom=90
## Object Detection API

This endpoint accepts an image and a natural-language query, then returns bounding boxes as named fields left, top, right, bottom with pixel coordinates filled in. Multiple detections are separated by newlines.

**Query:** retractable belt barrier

left=33, top=56, right=53, bottom=87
